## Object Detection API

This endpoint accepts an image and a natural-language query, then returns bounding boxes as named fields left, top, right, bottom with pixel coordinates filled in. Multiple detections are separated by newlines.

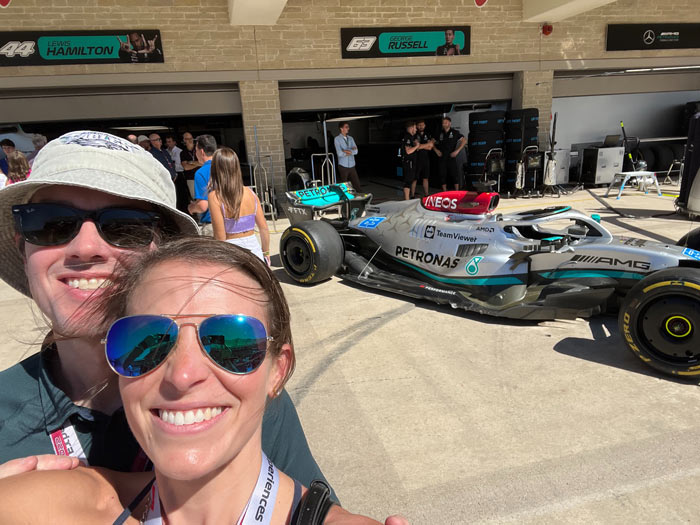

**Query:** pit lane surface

left=1, top=184, right=699, bottom=523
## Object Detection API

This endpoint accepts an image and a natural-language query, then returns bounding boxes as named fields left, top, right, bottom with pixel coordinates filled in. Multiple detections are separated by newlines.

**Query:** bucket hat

left=0, top=130, right=200, bottom=296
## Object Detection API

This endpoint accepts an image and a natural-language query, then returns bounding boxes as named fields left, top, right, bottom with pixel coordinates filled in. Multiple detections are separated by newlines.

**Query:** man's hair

left=0, top=138, right=15, bottom=148
left=182, top=131, right=193, bottom=139
left=416, top=119, right=425, bottom=125
left=442, top=116, right=452, bottom=122
left=196, top=134, right=217, bottom=156
left=338, top=122, right=349, bottom=130
left=32, top=135, right=48, bottom=148
left=99, top=237, right=296, bottom=389
left=164, top=134, right=175, bottom=142
left=445, top=28, right=455, bottom=34
left=405, top=120, right=416, bottom=129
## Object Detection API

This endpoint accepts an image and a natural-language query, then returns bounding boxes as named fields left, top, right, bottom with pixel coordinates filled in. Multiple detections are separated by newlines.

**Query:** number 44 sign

left=0, top=0, right=12, bottom=8
left=0, top=41, right=35, bottom=57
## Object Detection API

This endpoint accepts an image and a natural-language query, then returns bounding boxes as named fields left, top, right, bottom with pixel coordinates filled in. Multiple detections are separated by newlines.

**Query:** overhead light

left=324, top=115, right=382, bottom=123
left=624, top=68, right=652, bottom=73
left=651, top=65, right=700, bottom=71
left=110, top=125, right=172, bottom=131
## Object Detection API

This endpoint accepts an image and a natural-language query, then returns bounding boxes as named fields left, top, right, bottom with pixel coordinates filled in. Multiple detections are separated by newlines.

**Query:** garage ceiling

left=228, top=0, right=287, bottom=25
left=523, top=0, right=618, bottom=22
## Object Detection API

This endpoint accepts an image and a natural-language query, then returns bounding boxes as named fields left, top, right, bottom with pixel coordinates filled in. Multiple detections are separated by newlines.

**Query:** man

left=0, top=130, right=334, bottom=498
left=137, top=135, right=151, bottom=150
left=148, top=133, right=176, bottom=180
left=414, top=119, right=435, bottom=197
left=334, top=122, right=362, bottom=191
left=165, top=135, right=190, bottom=213
left=188, top=134, right=216, bottom=235
left=401, top=121, right=421, bottom=200
left=26, top=135, right=47, bottom=166
left=436, top=28, right=461, bottom=56
left=180, top=131, right=201, bottom=200
left=434, top=116, right=467, bottom=191
left=118, top=31, right=159, bottom=63
left=0, top=138, right=16, bottom=175
left=126, top=134, right=138, bottom=144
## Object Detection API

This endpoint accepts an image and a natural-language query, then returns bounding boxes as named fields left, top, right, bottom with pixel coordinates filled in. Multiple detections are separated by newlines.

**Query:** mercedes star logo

left=643, top=30, right=656, bottom=45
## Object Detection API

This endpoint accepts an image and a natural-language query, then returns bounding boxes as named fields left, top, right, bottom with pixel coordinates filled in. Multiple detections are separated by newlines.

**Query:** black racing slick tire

left=677, top=227, right=700, bottom=250
left=619, top=268, right=700, bottom=377
left=280, top=220, right=344, bottom=284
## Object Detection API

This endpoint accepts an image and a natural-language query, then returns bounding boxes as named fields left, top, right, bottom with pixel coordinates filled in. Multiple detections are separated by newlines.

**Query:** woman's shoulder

left=0, top=466, right=152, bottom=524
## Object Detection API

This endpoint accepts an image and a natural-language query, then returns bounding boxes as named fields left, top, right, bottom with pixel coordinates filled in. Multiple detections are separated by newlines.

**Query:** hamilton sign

left=607, top=23, right=700, bottom=51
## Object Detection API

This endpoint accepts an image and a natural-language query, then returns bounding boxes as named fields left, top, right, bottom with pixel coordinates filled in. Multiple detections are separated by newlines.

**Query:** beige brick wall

left=513, top=70, right=554, bottom=147
left=239, top=80, right=287, bottom=203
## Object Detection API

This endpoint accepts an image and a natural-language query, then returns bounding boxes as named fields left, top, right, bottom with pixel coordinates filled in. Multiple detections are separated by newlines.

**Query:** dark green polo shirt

left=0, top=347, right=336, bottom=500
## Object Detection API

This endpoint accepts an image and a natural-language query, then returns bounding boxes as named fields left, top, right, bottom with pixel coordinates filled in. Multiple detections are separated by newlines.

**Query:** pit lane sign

left=0, top=30, right=164, bottom=66
left=607, top=24, right=700, bottom=51
left=342, top=26, right=470, bottom=59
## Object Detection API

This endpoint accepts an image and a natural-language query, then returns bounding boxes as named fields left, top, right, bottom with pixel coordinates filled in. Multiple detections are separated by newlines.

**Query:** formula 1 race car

left=279, top=184, right=700, bottom=377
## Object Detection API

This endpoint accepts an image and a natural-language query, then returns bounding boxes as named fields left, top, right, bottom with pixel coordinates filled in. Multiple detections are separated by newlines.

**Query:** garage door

left=279, top=74, right=513, bottom=111
left=0, top=83, right=242, bottom=123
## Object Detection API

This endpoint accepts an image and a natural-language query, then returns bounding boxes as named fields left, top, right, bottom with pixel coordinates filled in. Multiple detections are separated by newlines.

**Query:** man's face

left=445, top=30, right=454, bottom=44
left=149, top=134, right=162, bottom=150
left=417, top=122, right=426, bottom=133
left=23, top=186, right=157, bottom=338
left=139, top=139, right=151, bottom=150
left=2, top=144, right=15, bottom=156
left=183, top=133, right=194, bottom=150
left=196, top=146, right=204, bottom=163
left=130, top=32, right=145, bottom=48
left=407, top=125, right=416, bottom=135
left=127, top=135, right=138, bottom=144
left=340, top=125, right=350, bottom=135
left=165, top=137, right=176, bottom=150
left=442, top=119, right=451, bottom=132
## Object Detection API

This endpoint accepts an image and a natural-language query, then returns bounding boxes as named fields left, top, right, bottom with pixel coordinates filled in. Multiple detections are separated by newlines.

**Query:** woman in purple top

left=208, top=147, right=271, bottom=265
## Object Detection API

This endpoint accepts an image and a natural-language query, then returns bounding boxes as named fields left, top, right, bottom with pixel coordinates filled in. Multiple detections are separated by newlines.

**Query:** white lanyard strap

left=49, top=423, right=88, bottom=464
left=144, top=453, right=279, bottom=525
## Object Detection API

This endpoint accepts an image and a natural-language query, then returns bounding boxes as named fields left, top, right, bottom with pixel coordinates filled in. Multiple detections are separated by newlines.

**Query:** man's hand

left=450, top=151, right=458, bottom=158
left=0, top=455, right=81, bottom=480
left=385, top=516, right=410, bottom=525
left=325, top=504, right=409, bottom=524
left=344, top=150, right=353, bottom=155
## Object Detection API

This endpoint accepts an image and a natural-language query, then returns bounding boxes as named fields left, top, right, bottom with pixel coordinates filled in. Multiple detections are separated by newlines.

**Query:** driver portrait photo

left=118, top=31, right=162, bottom=63
left=435, top=28, right=461, bottom=56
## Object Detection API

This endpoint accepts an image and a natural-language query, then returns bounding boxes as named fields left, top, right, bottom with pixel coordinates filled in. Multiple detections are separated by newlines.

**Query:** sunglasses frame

left=12, top=203, right=163, bottom=248
left=104, top=313, right=274, bottom=379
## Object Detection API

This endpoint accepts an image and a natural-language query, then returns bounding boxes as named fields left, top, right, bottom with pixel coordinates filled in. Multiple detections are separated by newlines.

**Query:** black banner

left=341, top=26, right=470, bottom=59
left=0, top=30, right=164, bottom=67
left=607, top=24, right=700, bottom=51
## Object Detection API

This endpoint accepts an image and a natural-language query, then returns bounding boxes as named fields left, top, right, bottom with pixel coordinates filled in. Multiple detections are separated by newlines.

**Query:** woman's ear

left=268, top=343, right=293, bottom=398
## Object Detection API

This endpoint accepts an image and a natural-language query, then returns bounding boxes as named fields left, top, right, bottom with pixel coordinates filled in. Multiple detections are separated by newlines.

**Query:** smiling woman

left=0, top=238, right=382, bottom=525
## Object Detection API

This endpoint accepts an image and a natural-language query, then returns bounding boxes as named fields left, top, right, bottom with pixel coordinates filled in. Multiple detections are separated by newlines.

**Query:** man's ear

left=14, top=232, right=26, bottom=262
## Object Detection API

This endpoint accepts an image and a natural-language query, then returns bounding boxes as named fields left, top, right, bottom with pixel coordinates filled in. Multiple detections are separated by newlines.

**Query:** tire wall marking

left=642, top=280, right=700, bottom=294
left=621, top=312, right=650, bottom=362
left=291, top=228, right=316, bottom=253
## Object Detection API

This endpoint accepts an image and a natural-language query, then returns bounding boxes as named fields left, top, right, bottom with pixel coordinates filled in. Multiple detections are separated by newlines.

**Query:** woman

left=6, top=150, right=30, bottom=185
left=208, top=147, right=271, bottom=265
left=0, top=238, right=382, bottom=524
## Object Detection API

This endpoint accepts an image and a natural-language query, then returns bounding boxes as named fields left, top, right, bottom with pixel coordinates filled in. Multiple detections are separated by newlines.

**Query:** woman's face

left=23, top=186, right=157, bottom=338
left=119, top=260, right=290, bottom=481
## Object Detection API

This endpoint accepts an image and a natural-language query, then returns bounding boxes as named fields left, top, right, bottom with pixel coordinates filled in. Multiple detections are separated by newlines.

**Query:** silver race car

left=280, top=184, right=700, bottom=377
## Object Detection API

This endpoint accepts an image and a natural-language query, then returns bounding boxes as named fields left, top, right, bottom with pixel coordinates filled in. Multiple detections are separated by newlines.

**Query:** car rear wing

left=283, top=183, right=372, bottom=225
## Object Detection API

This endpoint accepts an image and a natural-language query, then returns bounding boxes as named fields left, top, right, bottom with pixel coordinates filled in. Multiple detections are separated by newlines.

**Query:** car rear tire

left=678, top=227, right=700, bottom=250
left=619, top=268, right=700, bottom=377
left=280, top=220, right=344, bottom=284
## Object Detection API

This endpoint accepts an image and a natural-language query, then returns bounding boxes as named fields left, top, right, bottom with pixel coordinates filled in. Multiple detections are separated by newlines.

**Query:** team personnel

left=401, top=121, right=421, bottom=200
left=434, top=116, right=466, bottom=191
left=435, top=29, right=461, bottom=56
left=334, top=122, right=362, bottom=191
left=414, top=119, right=434, bottom=198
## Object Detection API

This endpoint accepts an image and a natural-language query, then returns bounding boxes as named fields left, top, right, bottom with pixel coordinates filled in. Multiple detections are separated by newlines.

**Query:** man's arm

left=188, top=170, right=210, bottom=214
left=350, top=137, right=358, bottom=155
left=450, top=136, right=467, bottom=158
left=334, top=136, right=349, bottom=158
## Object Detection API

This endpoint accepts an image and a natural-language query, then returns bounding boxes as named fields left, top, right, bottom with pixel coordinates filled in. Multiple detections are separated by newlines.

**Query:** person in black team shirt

left=434, top=116, right=467, bottom=191
left=413, top=120, right=435, bottom=198
left=435, top=29, right=461, bottom=56
left=401, top=121, right=421, bottom=200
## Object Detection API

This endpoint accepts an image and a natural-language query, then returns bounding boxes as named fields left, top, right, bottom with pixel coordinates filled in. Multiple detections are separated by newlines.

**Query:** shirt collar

left=38, top=341, right=111, bottom=432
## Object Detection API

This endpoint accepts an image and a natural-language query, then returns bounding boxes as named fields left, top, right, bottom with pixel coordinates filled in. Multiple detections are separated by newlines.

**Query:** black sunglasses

left=13, top=203, right=162, bottom=248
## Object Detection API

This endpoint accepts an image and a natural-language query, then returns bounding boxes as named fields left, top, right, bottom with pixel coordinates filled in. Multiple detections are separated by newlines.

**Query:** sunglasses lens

left=199, top=315, right=268, bottom=374
left=106, top=316, right=178, bottom=377
left=98, top=209, right=157, bottom=248
left=14, top=204, right=80, bottom=246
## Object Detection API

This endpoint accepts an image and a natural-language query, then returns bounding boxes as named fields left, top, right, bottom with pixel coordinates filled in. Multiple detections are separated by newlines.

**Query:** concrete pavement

left=1, top=182, right=699, bottom=523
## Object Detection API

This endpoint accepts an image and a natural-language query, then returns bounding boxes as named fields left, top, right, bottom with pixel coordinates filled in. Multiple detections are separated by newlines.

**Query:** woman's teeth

left=158, top=407, right=223, bottom=426
left=66, top=278, right=110, bottom=290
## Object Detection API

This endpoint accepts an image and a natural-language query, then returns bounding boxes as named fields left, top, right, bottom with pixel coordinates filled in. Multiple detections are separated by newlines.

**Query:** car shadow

left=553, top=316, right=700, bottom=385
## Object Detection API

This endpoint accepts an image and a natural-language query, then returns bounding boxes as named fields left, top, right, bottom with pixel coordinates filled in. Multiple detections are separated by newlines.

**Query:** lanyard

left=50, top=424, right=88, bottom=463
left=143, top=453, right=279, bottom=525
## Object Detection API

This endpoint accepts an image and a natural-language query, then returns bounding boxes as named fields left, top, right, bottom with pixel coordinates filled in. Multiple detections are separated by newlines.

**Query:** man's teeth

left=66, top=278, right=111, bottom=290
left=158, top=407, right=223, bottom=426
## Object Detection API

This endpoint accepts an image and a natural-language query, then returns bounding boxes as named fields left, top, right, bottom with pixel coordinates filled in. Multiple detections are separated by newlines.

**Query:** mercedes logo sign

left=643, top=29, right=656, bottom=45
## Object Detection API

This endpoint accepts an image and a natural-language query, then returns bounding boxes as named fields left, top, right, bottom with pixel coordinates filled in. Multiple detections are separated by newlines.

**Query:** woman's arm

left=208, top=191, right=227, bottom=241
left=254, top=192, right=271, bottom=264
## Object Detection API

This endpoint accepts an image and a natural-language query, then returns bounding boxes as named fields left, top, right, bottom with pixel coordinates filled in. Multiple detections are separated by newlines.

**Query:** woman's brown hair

left=7, top=151, right=30, bottom=183
left=209, top=147, right=245, bottom=220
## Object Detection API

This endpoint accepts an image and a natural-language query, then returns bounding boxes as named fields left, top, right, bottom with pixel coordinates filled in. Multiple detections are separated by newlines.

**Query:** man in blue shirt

left=187, top=134, right=216, bottom=236
left=334, top=122, right=362, bottom=191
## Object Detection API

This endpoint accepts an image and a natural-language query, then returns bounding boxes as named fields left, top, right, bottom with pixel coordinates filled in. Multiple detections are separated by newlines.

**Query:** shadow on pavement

left=553, top=316, right=700, bottom=385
